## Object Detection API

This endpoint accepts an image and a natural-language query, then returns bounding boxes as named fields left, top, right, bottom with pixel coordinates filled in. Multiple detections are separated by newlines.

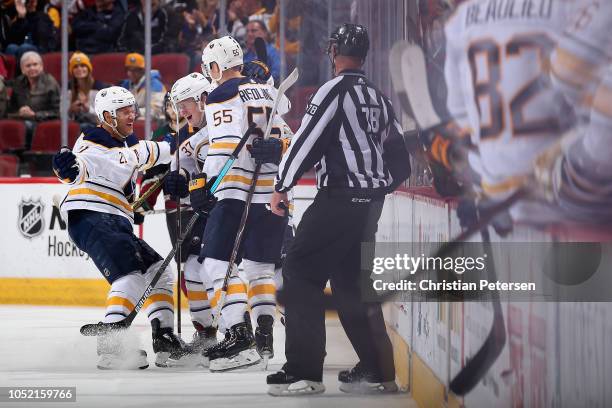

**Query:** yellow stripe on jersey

left=248, top=284, right=276, bottom=298
left=209, top=142, right=239, bottom=150
left=481, top=175, right=528, bottom=195
left=591, top=83, right=612, bottom=117
left=551, top=48, right=598, bottom=88
left=220, top=175, right=275, bottom=187
left=68, top=188, right=132, bottom=212
left=106, top=296, right=135, bottom=310
left=187, top=290, right=208, bottom=301
left=143, top=293, right=174, bottom=308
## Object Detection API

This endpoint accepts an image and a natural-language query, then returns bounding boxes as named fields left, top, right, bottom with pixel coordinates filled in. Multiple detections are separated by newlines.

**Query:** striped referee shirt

left=276, top=69, right=411, bottom=195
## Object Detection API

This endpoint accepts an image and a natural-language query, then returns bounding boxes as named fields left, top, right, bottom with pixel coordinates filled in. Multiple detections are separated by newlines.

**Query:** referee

left=265, top=24, right=412, bottom=396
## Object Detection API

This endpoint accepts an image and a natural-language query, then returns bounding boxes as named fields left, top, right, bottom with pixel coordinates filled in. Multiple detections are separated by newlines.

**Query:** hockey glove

left=52, top=147, right=79, bottom=183
left=242, top=60, right=272, bottom=82
left=249, top=137, right=284, bottom=165
left=163, top=132, right=178, bottom=155
left=188, top=173, right=217, bottom=214
left=164, top=168, right=190, bottom=200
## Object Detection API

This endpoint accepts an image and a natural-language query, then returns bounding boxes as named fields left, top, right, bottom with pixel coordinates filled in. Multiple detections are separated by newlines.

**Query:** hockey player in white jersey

left=188, top=35, right=292, bottom=371
left=438, top=0, right=572, bottom=223
left=162, top=73, right=219, bottom=360
left=535, top=0, right=612, bottom=222
left=51, top=86, right=186, bottom=369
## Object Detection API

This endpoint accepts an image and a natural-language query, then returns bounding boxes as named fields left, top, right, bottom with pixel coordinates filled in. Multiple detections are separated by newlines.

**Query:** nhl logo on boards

left=18, top=198, right=45, bottom=239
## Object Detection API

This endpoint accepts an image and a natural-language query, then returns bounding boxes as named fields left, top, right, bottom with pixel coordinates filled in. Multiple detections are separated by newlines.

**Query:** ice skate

left=338, top=362, right=398, bottom=394
left=204, top=320, right=261, bottom=372
left=267, top=364, right=325, bottom=396
left=151, top=318, right=188, bottom=368
left=255, top=315, right=274, bottom=369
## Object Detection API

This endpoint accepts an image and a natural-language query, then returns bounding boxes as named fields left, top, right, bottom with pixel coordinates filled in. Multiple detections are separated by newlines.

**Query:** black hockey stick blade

left=449, top=228, right=506, bottom=395
left=254, top=37, right=268, bottom=63
left=80, top=319, right=129, bottom=336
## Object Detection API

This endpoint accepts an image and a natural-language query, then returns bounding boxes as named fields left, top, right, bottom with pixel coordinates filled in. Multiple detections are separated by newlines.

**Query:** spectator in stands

left=8, top=51, right=59, bottom=148
left=244, top=0, right=272, bottom=27
left=71, top=0, right=125, bottom=54
left=226, top=0, right=247, bottom=43
left=179, top=0, right=219, bottom=69
left=268, top=2, right=300, bottom=60
left=161, top=0, right=187, bottom=52
left=118, top=0, right=168, bottom=54
left=68, top=52, right=109, bottom=130
left=244, top=20, right=280, bottom=84
left=4, top=0, right=58, bottom=58
left=119, top=53, right=166, bottom=122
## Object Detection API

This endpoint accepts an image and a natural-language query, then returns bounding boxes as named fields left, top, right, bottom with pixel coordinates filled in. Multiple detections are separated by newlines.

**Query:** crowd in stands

left=0, top=0, right=296, bottom=176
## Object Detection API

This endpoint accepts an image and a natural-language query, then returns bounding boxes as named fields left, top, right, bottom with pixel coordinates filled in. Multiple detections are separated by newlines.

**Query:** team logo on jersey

left=18, top=198, right=45, bottom=239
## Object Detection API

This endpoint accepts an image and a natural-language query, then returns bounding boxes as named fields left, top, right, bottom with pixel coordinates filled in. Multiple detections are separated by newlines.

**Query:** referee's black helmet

left=327, top=23, right=369, bottom=59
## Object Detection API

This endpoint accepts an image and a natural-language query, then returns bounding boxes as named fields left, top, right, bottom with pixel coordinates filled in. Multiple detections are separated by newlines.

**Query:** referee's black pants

left=282, top=189, right=395, bottom=382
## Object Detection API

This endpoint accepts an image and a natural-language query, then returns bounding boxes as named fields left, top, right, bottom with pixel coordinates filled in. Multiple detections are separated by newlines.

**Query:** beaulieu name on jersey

left=465, top=0, right=553, bottom=27
left=239, top=86, right=273, bottom=103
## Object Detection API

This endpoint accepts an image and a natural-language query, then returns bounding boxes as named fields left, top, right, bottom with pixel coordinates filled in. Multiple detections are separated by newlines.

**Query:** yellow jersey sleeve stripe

left=210, top=142, right=239, bottom=150
left=481, top=175, right=529, bottom=195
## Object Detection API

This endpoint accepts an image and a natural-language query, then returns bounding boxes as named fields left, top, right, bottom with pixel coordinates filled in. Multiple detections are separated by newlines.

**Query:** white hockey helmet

left=201, top=36, right=243, bottom=81
left=95, top=86, right=136, bottom=123
left=170, top=72, right=215, bottom=105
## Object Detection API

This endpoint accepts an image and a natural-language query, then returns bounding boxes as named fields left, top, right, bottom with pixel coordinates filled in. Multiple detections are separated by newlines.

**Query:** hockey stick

left=449, top=227, right=506, bottom=395
left=171, top=102, right=183, bottom=338
left=132, top=169, right=169, bottom=211
left=80, top=124, right=256, bottom=336
left=212, top=67, right=299, bottom=330
left=135, top=205, right=191, bottom=216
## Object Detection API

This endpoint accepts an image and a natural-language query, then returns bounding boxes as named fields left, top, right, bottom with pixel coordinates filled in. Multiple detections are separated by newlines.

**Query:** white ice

left=0, top=306, right=416, bottom=408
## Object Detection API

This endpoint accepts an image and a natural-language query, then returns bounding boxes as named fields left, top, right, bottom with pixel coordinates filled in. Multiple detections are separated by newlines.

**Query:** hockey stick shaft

left=449, top=227, right=506, bottom=395
left=132, top=169, right=169, bottom=211
left=174, top=112, right=183, bottom=337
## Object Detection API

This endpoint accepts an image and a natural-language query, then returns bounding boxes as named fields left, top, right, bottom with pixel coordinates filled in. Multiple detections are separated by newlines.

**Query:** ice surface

left=0, top=306, right=415, bottom=408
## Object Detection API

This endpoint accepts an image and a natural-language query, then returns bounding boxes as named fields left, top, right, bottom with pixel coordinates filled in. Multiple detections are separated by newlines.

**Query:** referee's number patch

left=305, top=103, right=319, bottom=116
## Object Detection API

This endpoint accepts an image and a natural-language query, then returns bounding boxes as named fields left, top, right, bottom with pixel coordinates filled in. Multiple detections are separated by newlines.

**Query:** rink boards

left=1, top=178, right=611, bottom=407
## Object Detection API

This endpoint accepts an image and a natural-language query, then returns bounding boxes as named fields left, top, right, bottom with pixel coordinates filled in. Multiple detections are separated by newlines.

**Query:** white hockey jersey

left=59, top=127, right=172, bottom=222
left=203, top=76, right=292, bottom=203
left=172, top=126, right=210, bottom=175
left=445, top=0, right=569, bottom=198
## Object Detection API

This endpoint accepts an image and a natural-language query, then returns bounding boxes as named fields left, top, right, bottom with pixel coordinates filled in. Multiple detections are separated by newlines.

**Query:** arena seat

left=91, top=53, right=127, bottom=85
left=0, top=154, right=19, bottom=176
left=1, top=54, right=16, bottom=79
left=152, top=53, right=190, bottom=89
left=29, top=120, right=81, bottom=153
left=41, top=52, right=63, bottom=84
left=0, top=120, right=26, bottom=152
